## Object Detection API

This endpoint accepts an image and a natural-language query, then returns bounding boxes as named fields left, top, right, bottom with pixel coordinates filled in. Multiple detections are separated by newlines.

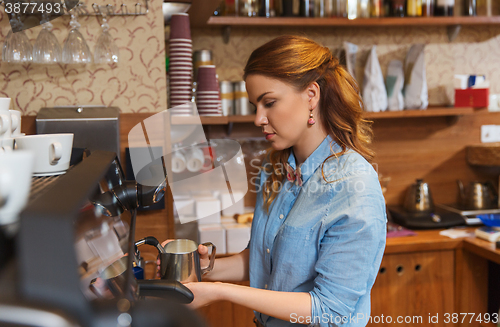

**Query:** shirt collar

left=287, top=135, right=341, bottom=185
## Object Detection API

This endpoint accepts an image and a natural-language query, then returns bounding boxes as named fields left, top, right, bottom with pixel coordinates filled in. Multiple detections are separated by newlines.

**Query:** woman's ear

left=307, top=82, right=320, bottom=110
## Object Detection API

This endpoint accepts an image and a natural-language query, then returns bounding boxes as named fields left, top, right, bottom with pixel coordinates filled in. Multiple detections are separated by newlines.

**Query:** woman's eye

left=264, top=101, right=275, bottom=108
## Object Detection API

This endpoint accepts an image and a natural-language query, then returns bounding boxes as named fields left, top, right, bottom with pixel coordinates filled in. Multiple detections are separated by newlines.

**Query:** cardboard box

left=455, top=88, right=489, bottom=108
left=173, top=196, right=195, bottom=216
left=195, top=197, right=221, bottom=225
left=224, top=223, right=251, bottom=254
left=198, top=224, right=226, bottom=254
left=220, top=191, right=245, bottom=217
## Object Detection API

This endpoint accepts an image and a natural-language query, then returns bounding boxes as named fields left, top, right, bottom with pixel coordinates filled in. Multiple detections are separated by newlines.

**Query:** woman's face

left=246, top=74, right=313, bottom=151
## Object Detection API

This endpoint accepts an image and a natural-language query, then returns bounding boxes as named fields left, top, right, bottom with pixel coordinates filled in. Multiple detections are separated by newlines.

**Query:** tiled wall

left=192, top=22, right=500, bottom=106
left=0, top=0, right=166, bottom=114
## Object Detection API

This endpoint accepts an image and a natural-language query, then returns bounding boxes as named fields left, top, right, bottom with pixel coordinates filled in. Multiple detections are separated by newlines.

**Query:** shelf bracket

left=447, top=24, right=461, bottom=42
left=226, top=121, right=234, bottom=135
left=222, top=25, right=231, bottom=44
left=446, top=115, right=461, bottom=125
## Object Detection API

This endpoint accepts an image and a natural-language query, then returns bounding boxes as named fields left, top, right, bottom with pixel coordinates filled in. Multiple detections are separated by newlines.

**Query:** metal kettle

left=457, top=180, right=498, bottom=210
left=404, top=179, right=434, bottom=213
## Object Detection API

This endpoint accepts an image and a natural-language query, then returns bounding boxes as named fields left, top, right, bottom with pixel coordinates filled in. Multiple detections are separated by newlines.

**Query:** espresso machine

left=0, top=151, right=205, bottom=327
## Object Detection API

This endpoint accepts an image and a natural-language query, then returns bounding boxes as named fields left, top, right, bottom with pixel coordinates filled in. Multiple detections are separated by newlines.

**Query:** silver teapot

left=457, top=180, right=498, bottom=210
left=404, top=179, right=434, bottom=213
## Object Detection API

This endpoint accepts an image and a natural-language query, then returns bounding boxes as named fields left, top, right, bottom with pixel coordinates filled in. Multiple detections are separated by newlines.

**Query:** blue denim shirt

left=248, top=135, right=387, bottom=327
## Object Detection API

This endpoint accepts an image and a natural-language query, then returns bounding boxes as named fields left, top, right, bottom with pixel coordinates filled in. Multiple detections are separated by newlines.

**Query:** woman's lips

left=265, top=133, right=275, bottom=140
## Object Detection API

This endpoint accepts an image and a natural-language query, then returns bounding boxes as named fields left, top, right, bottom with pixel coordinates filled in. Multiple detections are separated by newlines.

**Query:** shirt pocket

left=272, top=223, right=316, bottom=283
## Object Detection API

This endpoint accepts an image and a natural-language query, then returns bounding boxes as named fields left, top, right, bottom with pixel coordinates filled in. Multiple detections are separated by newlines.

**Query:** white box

left=173, top=196, right=195, bottom=216
left=481, top=125, right=500, bottom=143
left=220, top=192, right=245, bottom=217
left=221, top=216, right=236, bottom=225
left=197, top=212, right=221, bottom=225
left=195, top=197, right=221, bottom=225
left=198, top=223, right=226, bottom=255
left=224, top=223, right=251, bottom=254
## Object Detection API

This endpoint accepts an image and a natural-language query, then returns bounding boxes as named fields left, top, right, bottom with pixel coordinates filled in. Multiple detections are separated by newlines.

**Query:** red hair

left=244, top=35, right=374, bottom=211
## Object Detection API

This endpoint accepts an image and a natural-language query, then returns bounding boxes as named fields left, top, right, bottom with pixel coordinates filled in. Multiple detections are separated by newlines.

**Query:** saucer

left=33, top=170, right=67, bottom=177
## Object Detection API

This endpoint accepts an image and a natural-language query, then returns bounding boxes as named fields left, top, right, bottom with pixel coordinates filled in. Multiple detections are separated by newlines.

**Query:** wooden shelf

left=171, top=108, right=481, bottom=125
left=206, top=16, right=500, bottom=27
left=363, top=107, right=479, bottom=119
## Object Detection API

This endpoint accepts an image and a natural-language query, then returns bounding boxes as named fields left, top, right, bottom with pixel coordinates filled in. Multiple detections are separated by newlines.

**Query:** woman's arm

left=185, top=282, right=311, bottom=322
left=201, top=247, right=249, bottom=282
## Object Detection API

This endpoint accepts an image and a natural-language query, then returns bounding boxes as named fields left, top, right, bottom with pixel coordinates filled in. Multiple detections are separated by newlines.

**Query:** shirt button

left=264, top=284, right=268, bottom=289
left=279, top=214, right=284, bottom=219
left=266, top=248, right=270, bottom=254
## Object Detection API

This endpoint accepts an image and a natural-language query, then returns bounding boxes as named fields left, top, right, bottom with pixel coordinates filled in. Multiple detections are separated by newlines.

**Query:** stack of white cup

left=171, top=144, right=211, bottom=174
left=0, top=97, right=74, bottom=233
left=0, top=98, right=33, bottom=232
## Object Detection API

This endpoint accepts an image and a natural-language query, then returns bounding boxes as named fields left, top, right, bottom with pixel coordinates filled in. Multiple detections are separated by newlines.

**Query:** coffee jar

left=219, top=81, right=234, bottom=116
left=233, top=81, right=254, bottom=115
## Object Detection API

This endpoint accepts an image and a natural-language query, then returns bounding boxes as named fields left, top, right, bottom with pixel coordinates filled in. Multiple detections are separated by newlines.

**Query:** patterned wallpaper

left=2, top=4, right=499, bottom=115
left=192, top=21, right=500, bottom=106
left=0, top=0, right=166, bottom=115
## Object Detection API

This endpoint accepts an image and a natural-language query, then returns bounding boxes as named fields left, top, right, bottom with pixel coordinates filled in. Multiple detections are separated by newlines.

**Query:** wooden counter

left=385, top=229, right=464, bottom=254
left=201, top=229, right=500, bottom=327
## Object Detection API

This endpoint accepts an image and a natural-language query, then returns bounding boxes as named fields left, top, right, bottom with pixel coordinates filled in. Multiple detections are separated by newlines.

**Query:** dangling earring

left=308, top=110, right=316, bottom=125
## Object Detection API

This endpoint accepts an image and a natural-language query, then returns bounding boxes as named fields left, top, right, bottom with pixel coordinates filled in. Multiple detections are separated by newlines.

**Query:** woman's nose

left=254, top=108, right=267, bottom=127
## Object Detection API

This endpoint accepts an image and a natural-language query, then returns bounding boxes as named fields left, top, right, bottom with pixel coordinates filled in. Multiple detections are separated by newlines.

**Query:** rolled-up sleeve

left=309, top=173, right=387, bottom=327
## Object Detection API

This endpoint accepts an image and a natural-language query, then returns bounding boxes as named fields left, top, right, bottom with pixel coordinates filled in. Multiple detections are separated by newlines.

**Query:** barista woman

left=176, top=35, right=387, bottom=327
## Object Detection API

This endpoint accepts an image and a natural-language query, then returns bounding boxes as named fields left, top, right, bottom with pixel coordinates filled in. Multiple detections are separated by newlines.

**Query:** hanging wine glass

left=94, top=12, right=119, bottom=63
left=2, top=15, right=33, bottom=63
left=62, top=12, right=92, bottom=64
left=33, top=14, right=62, bottom=64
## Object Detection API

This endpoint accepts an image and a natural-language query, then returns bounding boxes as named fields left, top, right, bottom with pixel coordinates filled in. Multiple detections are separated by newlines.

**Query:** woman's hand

left=198, top=243, right=210, bottom=270
left=183, top=282, right=222, bottom=309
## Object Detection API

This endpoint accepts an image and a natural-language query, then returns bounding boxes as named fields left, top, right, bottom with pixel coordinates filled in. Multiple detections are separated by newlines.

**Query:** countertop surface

left=386, top=227, right=500, bottom=264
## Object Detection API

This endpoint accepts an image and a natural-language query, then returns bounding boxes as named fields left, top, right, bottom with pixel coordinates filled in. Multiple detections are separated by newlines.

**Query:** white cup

left=0, top=150, right=34, bottom=227
left=0, top=138, right=14, bottom=153
left=14, top=133, right=74, bottom=176
left=185, top=146, right=205, bottom=173
left=9, top=110, right=21, bottom=136
left=0, top=98, right=11, bottom=139
left=171, top=149, right=187, bottom=173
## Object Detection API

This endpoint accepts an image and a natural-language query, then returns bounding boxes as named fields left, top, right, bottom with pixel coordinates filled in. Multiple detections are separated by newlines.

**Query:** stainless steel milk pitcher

left=160, top=239, right=216, bottom=283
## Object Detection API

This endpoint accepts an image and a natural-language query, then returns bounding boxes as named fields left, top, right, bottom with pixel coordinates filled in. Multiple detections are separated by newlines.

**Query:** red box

left=455, top=88, right=489, bottom=108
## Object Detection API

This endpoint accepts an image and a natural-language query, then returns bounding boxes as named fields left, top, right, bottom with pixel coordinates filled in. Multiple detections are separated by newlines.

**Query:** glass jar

left=347, top=0, right=357, bottom=18
left=407, top=0, right=422, bottom=16
left=422, top=0, right=434, bottom=16
left=359, top=0, right=370, bottom=17
left=334, top=0, right=347, bottom=17
left=300, top=0, right=315, bottom=16
left=434, top=0, right=454, bottom=16
left=392, top=0, right=406, bottom=16
left=463, top=0, right=477, bottom=16
left=240, top=0, right=259, bottom=16
left=370, top=0, right=382, bottom=17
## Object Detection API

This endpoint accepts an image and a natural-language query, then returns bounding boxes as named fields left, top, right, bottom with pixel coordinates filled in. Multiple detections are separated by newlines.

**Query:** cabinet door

left=369, top=250, right=455, bottom=327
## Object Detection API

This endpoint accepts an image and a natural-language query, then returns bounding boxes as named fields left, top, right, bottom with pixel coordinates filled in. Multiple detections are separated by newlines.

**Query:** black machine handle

left=137, top=280, right=194, bottom=304
left=135, top=236, right=164, bottom=254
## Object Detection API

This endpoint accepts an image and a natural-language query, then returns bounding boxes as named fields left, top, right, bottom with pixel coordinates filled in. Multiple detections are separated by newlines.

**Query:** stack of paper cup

left=169, top=13, right=193, bottom=116
left=196, top=65, right=222, bottom=116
